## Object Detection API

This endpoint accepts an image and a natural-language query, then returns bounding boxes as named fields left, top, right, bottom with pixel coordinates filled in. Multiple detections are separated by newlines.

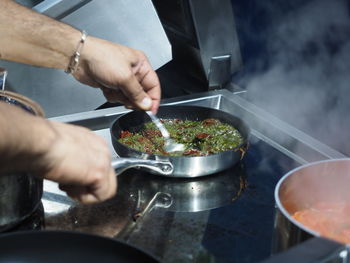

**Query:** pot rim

left=274, top=158, right=350, bottom=240
left=0, top=90, right=45, bottom=117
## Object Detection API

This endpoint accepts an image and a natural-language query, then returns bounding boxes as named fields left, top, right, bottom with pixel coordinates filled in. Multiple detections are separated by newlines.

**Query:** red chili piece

left=184, top=149, right=201, bottom=156
left=203, top=118, right=218, bottom=126
left=143, top=129, right=162, bottom=137
left=120, top=130, right=133, bottom=138
left=196, top=133, right=209, bottom=139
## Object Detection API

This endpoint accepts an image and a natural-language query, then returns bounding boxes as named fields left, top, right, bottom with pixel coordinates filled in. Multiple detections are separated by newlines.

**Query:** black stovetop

left=120, top=134, right=301, bottom=263
left=5, top=132, right=300, bottom=263
left=4, top=130, right=300, bottom=263
left=201, top=136, right=299, bottom=263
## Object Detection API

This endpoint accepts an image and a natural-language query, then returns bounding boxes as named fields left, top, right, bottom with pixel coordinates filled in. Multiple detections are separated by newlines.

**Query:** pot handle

left=261, top=237, right=348, bottom=263
left=111, top=158, right=173, bottom=176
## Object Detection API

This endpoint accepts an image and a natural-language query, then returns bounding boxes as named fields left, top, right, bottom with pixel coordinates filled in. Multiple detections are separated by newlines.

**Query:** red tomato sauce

left=292, top=202, right=350, bottom=244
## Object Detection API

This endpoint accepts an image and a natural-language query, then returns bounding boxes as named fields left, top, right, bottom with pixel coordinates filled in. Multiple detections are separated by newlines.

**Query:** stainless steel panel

left=189, top=0, right=242, bottom=78
left=33, top=0, right=91, bottom=19
left=0, top=0, right=171, bottom=117
left=152, top=0, right=242, bottom=87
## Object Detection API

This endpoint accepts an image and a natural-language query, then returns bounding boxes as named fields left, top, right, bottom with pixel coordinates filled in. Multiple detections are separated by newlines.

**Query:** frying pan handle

left=111, top=158, right=173, bottom=176
left=261, top=237, right=348, bottom=263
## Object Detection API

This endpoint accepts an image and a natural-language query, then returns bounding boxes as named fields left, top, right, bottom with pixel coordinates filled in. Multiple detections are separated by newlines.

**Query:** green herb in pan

left=118, top=118, right=244, bottom=157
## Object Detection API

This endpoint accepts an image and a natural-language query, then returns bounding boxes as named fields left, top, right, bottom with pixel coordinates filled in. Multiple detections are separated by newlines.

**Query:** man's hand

left=0, top=0, right=161, bottom=113
left=74, top=37, right=161, bottom=114
left=42, top=121, right=117, bottom=204
left=0, top=103, right=117, bottom=204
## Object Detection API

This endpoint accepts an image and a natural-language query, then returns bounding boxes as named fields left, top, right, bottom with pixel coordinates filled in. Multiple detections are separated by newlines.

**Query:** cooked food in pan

left=118, top=118, right=244, bottom=156
left=292, top=201, right=350, bottom=244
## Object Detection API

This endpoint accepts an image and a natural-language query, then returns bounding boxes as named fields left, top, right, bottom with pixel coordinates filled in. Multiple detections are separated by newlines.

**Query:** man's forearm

left=0, top=102, right=56, bottom=173
left=0, top=0, right=81, bottom=69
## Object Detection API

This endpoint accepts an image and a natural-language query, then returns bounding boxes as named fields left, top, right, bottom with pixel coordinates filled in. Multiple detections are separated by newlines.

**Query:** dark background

left=230, top=0, right=350, bottom=156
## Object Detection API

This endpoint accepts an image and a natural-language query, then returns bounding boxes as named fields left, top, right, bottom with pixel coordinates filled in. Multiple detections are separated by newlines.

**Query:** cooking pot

left=0, top=90, right=45, bottom=231
left=270, top=159, right=350, bottom=262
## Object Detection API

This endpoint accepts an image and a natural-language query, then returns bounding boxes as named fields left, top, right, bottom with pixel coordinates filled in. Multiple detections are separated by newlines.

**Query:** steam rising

left=234, top=0, right=350, bottom=155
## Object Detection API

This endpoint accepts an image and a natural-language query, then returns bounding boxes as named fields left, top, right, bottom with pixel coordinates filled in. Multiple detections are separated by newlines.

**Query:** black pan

left=0, top=230, right=160, bottom=263
left=110, top=105, right=249, bottom=178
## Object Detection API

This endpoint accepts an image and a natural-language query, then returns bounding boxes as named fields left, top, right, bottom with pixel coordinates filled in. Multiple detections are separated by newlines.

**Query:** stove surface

left=40, top=90, right=345, bottom=263
left=120, top=134, right=299, bottom=263
left=202, top=136, right=298, bottom=262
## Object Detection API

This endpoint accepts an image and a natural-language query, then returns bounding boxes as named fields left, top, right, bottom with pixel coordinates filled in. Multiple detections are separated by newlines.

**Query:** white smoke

left=235, top=0, right=350, bottom=155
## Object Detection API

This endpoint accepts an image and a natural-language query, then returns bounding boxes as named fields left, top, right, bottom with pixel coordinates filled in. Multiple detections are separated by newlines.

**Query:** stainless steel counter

left=43, top=89, right=346, bottom=262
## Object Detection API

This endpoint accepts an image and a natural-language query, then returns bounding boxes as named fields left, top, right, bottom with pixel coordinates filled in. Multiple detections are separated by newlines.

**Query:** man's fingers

left=58, top=164, right=117, bottom=205
left=107, top=167, right=117, bottom=197
left=101, top=88, right=138, bottom=111
left=58, top=168, right=117, bottom=205
left=92, top=167, right=117, bottom=202
left=134, top=59, right=161, bottom=113
left=101, top=76, right=153, bottom=111
left=120, top=73, right=153, bottom=111
left=101, top=87, right=129, bottom=104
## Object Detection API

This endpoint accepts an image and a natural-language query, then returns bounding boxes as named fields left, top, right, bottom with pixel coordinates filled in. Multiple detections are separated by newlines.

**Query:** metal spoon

left=0, top=68, right=7, bottom=91
left=146, top=111, right=185, bottom=153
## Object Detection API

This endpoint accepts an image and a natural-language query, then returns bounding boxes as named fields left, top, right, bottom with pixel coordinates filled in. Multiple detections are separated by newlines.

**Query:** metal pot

left=0, top=90, right=45, bottom=231
left=270, top=159, right=350, bottom=263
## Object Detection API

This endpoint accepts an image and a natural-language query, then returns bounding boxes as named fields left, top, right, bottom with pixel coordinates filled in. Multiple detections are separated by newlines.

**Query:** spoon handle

left=0, top=68, right=7, bottom=91
left=145, top=111, right=170, bottom=139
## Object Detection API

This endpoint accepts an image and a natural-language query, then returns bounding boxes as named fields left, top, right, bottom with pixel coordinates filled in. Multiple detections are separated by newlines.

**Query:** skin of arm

left=0, top=102, right=117, bottom=204
left=0, top=0, right=163, bottom=203
left=0, top=0, right=161, bottom=113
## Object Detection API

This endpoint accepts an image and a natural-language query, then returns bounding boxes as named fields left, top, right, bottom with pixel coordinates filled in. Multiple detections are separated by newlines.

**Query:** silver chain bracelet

left=65, top=30, right=88, bottom=74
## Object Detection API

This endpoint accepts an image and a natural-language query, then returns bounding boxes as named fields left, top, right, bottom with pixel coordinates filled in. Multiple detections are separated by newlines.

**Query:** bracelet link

left=65, top=30, right=87, bottom=74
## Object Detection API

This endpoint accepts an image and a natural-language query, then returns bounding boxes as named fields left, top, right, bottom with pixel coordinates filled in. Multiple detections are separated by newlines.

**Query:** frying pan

left=110, top=106, right=249, bottom=178
left=0, top=230, right=160, bottom=263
